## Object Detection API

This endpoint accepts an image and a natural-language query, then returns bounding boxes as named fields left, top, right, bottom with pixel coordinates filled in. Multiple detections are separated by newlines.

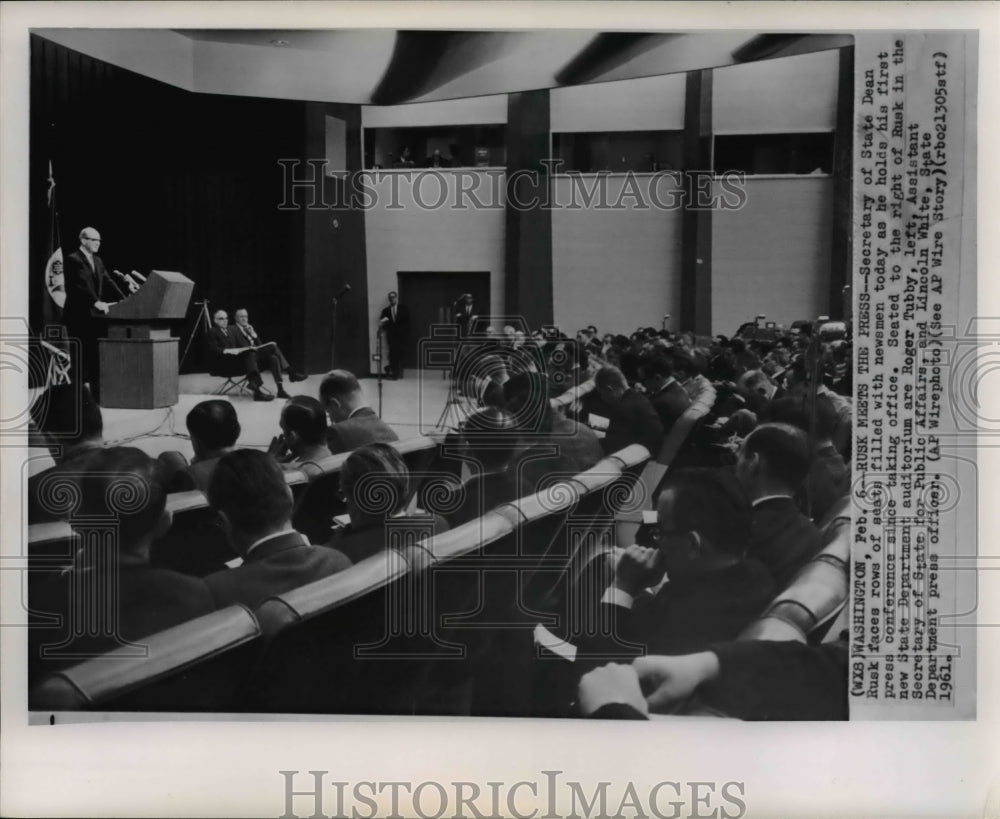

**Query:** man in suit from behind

left=205, top=309, right=274, bottom=402
left=594, top=365, right=665, bottom=458
left=378, top=291, right=409, bottom=379
left=29, top=447, right=216, bottom=687
left=638, top=352, right=692, bottom=434
left=204, top=449, right=351, bottom=609
left=62, top=227, right=118, bottom=399
left=231, top=308, right=306, bottom=396
left=320, top=369, right=399, bottom=455
left=735, top=423, right=823, bottom=590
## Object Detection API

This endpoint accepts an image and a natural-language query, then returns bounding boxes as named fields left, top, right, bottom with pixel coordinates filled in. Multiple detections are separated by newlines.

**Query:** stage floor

left=92, top=370, right=454, bottom=462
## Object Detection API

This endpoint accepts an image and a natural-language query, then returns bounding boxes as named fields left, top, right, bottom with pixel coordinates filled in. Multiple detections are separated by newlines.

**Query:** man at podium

left=62, top=227, right=118, bottom=399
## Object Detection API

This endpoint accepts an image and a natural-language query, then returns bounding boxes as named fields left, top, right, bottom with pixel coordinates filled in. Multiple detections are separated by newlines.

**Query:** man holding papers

left=206, top=309, right=303, bottom=401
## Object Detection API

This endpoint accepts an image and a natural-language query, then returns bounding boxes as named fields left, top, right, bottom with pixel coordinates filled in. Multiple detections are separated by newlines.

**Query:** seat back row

left=29, top=445, right=651, bottom=714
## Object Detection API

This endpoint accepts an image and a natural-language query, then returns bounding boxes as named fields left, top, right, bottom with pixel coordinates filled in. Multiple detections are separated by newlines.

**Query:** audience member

left=28, top=383, right=105, bottom=522
left=320, top=370, right=399, bottom=454
left=29, top=448, right=215, bottom=685
left=160, top=399, right=241, bottom=493
left=735, top=423, right=823, bottom=588
left=328, top=443, right=449, bottom=564
left=760, top=395, right=850, bottom=520
left=575, top=468, right=774, bottom=659
left=270, top=395, right=332, bottom=479
left=593, top=366, right=664, bottom=457
left=443, top=408, right=521, bottom=527
left=204, top=450, right=351, bottom=608
left=638, top=353, right=691, bottom=432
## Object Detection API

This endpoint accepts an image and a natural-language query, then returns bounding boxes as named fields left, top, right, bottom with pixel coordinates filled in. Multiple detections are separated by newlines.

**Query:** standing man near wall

left=378, top=291, right=409, bottom=379
left=62, top=227, right=118, bottom=401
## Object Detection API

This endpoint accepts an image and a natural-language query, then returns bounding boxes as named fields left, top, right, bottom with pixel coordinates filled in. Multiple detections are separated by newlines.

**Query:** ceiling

left=41, top=29, right=853, bottom=106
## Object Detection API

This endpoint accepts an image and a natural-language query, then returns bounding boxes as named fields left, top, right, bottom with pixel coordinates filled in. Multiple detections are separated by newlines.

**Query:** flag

left=42, top=161, right=64, bottom=325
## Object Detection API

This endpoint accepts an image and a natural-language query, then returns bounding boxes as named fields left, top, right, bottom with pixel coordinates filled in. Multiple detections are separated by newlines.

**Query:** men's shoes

left=276, top=387, right=291, bottom=399
left=288, top=371, right=308, bottom=383
left=253, top=390, right=275, bottom=402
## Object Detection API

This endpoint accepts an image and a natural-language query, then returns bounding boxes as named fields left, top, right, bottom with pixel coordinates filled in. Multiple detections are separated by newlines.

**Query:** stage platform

left=30, top=371, right=455, bottom=473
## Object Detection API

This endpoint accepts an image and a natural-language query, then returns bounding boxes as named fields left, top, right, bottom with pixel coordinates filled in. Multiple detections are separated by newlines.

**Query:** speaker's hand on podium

left=95, top=301, right=113, bottom=314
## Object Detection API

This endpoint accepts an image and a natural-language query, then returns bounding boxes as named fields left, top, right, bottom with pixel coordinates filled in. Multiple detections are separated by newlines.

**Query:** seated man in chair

left=205, top=309, right=274, bottom=402
left=231, top=308, right=306, bottom=394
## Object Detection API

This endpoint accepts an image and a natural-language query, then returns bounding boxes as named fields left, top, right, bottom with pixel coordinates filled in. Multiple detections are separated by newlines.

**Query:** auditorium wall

left=363, top=169, right=507, bottom=337
left=551, top=174, right=684, bottom=335
left=711, top=176, right=834, bottom=334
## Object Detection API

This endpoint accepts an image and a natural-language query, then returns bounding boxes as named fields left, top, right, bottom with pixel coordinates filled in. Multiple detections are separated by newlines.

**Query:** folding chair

left=213, top=374, right=253, bottom=397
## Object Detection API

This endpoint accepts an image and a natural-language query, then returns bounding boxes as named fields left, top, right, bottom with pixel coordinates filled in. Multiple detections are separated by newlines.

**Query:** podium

left=99, top=271, right=194, bottom=409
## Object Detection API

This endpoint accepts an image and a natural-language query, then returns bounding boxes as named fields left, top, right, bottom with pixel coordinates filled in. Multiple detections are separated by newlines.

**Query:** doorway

left=397, top=271, right=491, bottom=369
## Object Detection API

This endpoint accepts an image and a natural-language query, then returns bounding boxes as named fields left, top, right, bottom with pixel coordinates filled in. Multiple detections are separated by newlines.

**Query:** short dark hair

left=664, top=468, right=750, bottom=556
left=742, top=423, right=812, bottom=489
left=319, top=369, right=360, bottom=404
left=761, top=395, right=839, bottom=441
left=208, top=449, right=292, bottom=536
left=462, top=407, right=519, bottom=471
left=638, top=353, right=674, bottom=381
left=340, top=443, right=410, bottom=517
left=79, top=447, right=167, bottom=547
left=31, top=383, right=103, bottom=451
left=281, top=396, right=328, bottom=445
left=186, top=400, right=240, bottom=450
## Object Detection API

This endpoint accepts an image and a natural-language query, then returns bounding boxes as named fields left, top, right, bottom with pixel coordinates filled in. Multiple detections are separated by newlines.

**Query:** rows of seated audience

left=25, top=315, right=852, bottom=719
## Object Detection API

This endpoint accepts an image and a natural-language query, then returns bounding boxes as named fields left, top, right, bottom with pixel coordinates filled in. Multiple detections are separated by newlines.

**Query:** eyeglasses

left=82, top=236, right=101, bottom=242
left=644, top=525, right=688, bottom=543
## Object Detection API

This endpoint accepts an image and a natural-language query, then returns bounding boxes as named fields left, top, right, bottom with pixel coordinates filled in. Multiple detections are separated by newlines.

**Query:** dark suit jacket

left=379, top=304, right=410, bottom=338
left=749, top=496, right=823, bottom=589
left=204, top=530, right=352, bottom=609
left=327, top=408, right=399, bottom=455
left=205, top=326, right=253, bottom=377
left=29, top=564, right=216, bottom=681
left=649, top=379, right=692, bottom=432
left=454, top=304, right=475, bottom=337
left=62, top=249, right=112, bottom=323
left=602, top=389, right=665, bottom=458
left=576, top=559, right=775, bottom=663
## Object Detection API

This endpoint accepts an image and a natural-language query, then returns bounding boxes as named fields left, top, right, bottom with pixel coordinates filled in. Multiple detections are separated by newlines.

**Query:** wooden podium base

left=99, top=338, right=179, bottom=409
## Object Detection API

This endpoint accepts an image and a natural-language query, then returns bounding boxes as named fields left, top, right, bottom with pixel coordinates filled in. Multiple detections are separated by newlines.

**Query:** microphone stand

left=374, top=326, right=384, bottom=418
left=330, top=295, right=339, bottom=370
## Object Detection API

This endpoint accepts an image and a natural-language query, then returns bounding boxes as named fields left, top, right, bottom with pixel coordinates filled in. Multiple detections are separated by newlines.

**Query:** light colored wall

left=363, top=169, right=506, bottom=337
left=551, top=173, right=683, bottom=335
left=712, top=49, right=839, bottom=133
left=362, top=95, right=508, bottom=128
left=550, top=73, right=687, bottom=132
left=711, top=176, right=833, bottom=334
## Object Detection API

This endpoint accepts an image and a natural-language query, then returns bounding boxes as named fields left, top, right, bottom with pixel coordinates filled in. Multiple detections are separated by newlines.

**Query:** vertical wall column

left=830, top=46, right=855, bottom=320
left=680, top=69, right=713, bottom=335
left=505, top=90, right=553, bottom=329
left=300, top=102, right=370, bottom=375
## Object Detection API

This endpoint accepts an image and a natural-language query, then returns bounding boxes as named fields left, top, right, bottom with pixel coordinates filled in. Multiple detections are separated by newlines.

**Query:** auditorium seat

left=243, top=549, right=433, bottom=713
left=614, top=384, right=717, bottom=547
left=27, top=521, right=79, bottom=582
left=737, top=497, right=851, bottom=644
left=30, top=605, right=262, bottom=712
left=292, top=435, right=437, bottom=544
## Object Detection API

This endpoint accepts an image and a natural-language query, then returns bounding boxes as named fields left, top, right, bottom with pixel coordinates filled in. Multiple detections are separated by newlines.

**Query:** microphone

left=130, top=270, right=147, bottom=283
left=334, top=283, right=352, bottom=300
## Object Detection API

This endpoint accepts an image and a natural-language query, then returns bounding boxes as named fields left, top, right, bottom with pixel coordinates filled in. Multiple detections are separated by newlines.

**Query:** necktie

left=391, top=307, right=396, bottom=322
